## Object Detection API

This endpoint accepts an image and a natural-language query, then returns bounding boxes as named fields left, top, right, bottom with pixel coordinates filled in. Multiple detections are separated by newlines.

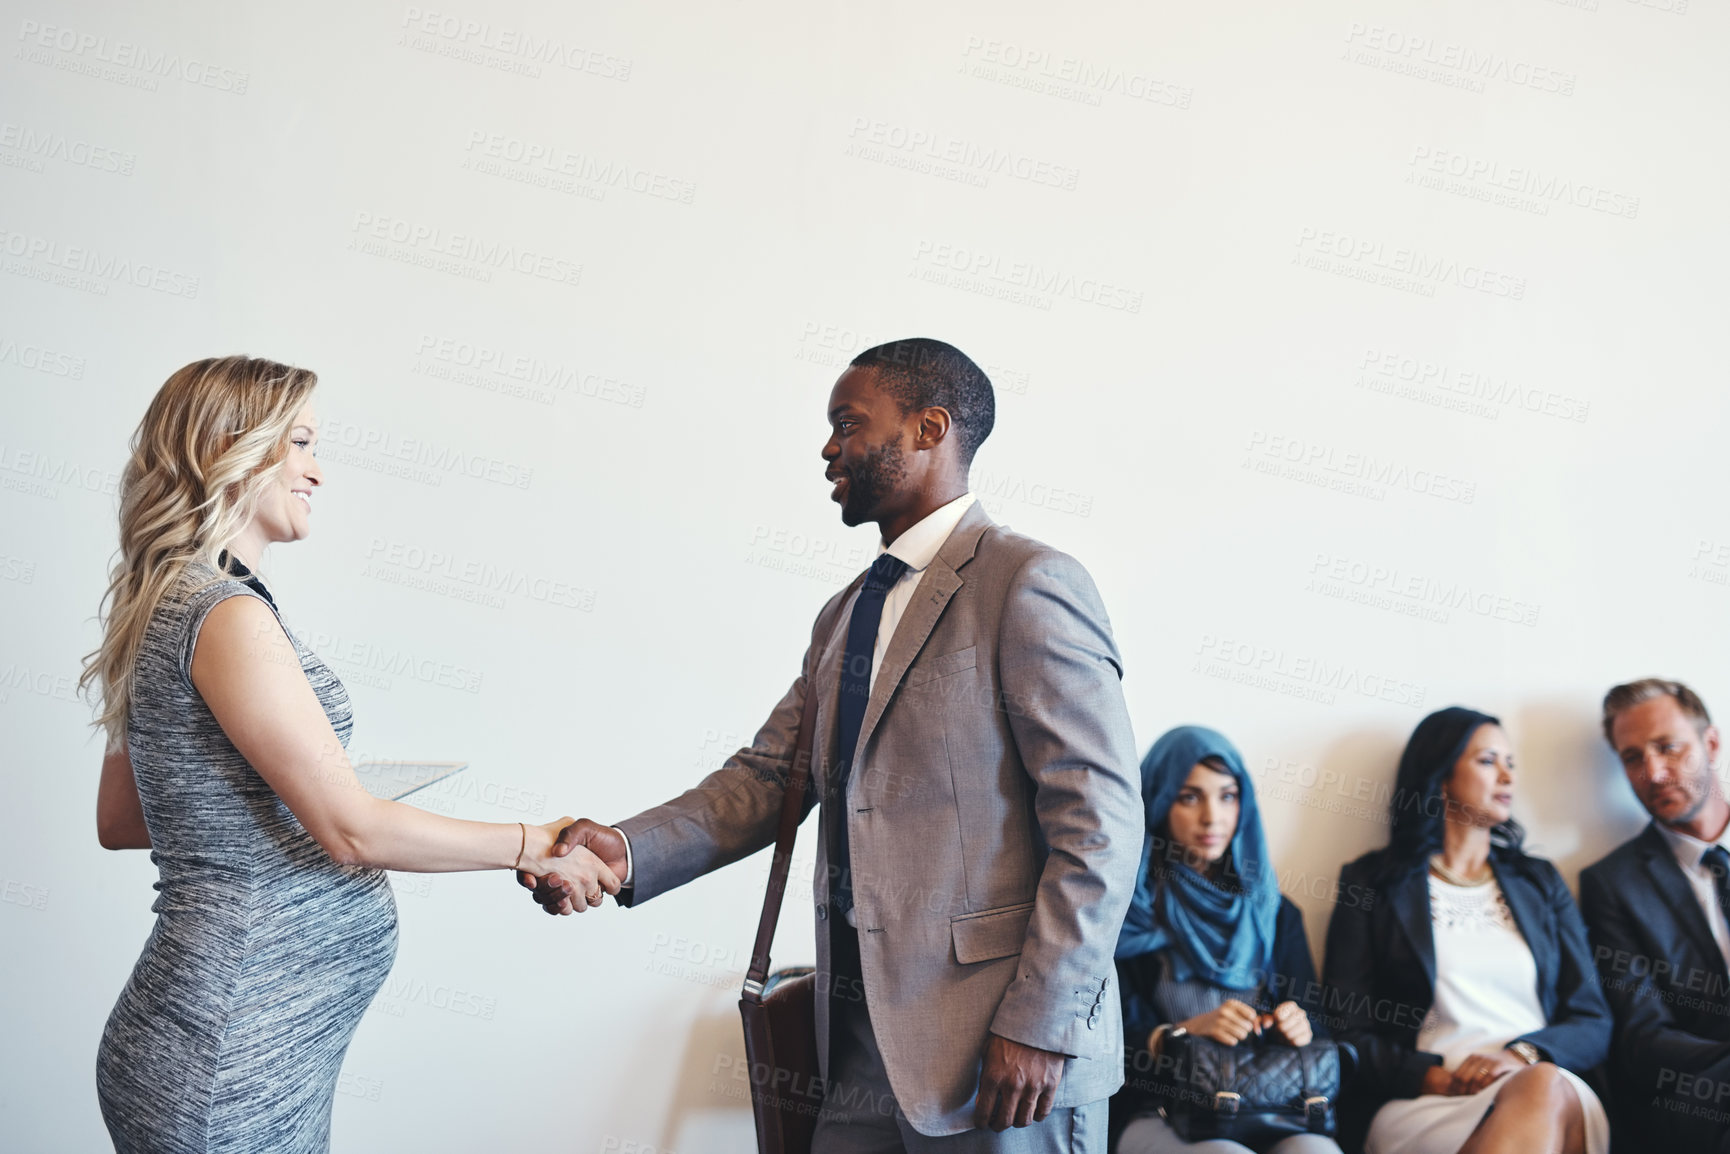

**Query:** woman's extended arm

left=189, top=594, right=611, bottom=890
left=97, top=746, right=151, bottom=850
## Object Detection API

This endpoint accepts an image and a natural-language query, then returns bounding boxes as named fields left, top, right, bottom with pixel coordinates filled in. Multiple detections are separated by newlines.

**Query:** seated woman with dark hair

left=1322, top=708, right=1612, bottom=1154
left=1112, top=726, right=1342, bottom=1154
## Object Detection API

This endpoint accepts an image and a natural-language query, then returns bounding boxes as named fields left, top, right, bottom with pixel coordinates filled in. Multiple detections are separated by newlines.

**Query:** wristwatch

left=1506, top=1041, right=1541, bottom=1065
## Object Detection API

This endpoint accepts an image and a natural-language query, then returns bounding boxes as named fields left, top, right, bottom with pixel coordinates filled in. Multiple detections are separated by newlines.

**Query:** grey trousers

left=1116, top=1113, right=1343, bottom=1154
left=811, top=989, right=1102, bottom=1154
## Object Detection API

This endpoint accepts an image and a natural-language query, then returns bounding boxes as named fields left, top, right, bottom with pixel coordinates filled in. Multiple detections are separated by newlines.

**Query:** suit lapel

left=1391, top=867, right=1437, bottom=990
left=808, top=577, right=862, bottom=800
left=1638, top=823, right=1723, bottom=966
left=850, top=504, right=991, bottom=778
left=1492, top=860, right=1556, bottom=1016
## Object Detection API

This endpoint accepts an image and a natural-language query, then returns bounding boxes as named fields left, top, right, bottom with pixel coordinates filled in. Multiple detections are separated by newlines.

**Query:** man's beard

left=838, top=437, right=907, bottom=527
left=1650, top=771, right=1710, bottom=826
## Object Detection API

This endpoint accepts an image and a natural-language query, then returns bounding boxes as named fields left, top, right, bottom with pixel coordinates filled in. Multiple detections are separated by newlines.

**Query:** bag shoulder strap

left=742, top=572, right=866, bottom=1002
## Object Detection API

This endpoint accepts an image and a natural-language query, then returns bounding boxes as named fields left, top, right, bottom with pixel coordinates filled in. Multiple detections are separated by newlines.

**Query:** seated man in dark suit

left=1580, top=678, right=1730, bottom=1153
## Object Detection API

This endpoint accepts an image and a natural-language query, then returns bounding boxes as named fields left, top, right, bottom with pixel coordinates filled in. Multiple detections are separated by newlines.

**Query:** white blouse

left=1416, top=875, right=1545, bottom=1064
left=1364, top=874, right=1609, bottom=1154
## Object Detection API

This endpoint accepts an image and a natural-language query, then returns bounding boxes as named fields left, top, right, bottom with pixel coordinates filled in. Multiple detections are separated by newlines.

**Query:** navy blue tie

left=829, top=552, right=910, bottom=916
left=1703, top=846, right=1730, bottom=934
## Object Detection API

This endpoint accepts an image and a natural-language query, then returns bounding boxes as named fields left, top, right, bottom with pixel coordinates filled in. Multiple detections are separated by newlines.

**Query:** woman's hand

left=518, top=819, right=620, bottom=911
left=1449, top=1050, right=1524, bottom=1096
left=1178, top=999, right=1262, bottom=1046
left=1263, top=1001, right=1312, bottom=1047
left=1420, top=1064, right=1456, bottom=1096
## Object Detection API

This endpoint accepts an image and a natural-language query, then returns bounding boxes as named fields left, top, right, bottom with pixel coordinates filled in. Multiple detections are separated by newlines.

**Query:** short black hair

left=849, top=338, right=995, bottom=463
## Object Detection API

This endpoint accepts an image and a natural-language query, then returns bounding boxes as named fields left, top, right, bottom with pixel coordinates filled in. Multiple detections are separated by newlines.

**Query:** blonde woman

left=83, top=356, right=615, bottom=1153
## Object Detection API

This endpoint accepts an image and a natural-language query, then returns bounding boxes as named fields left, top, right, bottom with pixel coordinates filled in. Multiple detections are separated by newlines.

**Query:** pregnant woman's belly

left=99, top=861, right=398, bottom=1154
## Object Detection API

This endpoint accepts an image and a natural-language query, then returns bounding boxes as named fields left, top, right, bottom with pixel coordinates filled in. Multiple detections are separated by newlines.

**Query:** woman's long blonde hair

left=81, top=356, right=319, bottom=748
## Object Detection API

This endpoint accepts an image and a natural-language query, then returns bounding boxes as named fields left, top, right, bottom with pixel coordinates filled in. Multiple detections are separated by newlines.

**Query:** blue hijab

left=1114, top=725, right=1281, bottom=989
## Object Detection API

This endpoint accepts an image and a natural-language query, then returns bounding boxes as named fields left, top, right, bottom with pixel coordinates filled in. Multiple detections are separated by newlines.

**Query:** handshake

left=514, top=818, right=627, bottom=914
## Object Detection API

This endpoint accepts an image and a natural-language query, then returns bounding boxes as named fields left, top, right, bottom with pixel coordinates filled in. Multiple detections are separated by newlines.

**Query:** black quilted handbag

left=1157, top=1032, right=1353, bottom=1151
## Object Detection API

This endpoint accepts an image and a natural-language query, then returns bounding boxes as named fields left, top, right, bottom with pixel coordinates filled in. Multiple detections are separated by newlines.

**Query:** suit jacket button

left=817, top=905, right=828, bottom=920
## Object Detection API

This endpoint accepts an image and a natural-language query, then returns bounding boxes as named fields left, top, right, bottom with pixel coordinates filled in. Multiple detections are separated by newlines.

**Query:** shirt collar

left=1657, top=816, right=1730, bottom=872
left=879, top=492, right=976, bottom=575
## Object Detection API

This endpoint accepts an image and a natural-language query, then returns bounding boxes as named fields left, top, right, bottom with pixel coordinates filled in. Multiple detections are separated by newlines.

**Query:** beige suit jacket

left=618, top=502, right=1142, bottom=1135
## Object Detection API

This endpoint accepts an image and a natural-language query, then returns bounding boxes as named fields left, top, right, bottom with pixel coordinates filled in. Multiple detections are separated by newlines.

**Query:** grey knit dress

left=97, top=559, right=398, bottom=1152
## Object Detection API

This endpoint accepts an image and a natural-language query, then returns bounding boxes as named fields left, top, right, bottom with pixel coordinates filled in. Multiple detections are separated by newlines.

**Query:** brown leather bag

left=739, top=579, right=860, bottom=1154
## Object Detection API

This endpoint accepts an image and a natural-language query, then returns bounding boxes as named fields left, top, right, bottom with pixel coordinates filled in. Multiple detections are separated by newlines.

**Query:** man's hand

left=517, top=819, right=629, bottom=915
left=974, top=1033, right=1066, bottom=1132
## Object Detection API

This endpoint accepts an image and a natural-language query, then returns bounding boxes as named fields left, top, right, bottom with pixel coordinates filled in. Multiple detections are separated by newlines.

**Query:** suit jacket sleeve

left=1271, top=899, right=1330, bottom=1040
left=612, top=595, right=837, bottom=907
left=1323, top=861, right=1441, bottom=1100
left=1514, top=861, right=1612, bottom=1072
left=986, top=549, right=1143, bottom=1056
left=1579, top=863, right=1730, bottom=1079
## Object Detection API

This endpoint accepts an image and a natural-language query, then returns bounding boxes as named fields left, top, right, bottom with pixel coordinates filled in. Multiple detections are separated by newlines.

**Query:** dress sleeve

left=173, top=575, right=276, bottom=694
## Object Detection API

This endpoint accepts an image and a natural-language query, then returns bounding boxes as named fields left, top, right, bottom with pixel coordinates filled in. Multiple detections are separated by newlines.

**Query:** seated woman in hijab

left=1321, top=707, right=1611, bottom=1154
left=1112, top=726, right=1342, bottom=1154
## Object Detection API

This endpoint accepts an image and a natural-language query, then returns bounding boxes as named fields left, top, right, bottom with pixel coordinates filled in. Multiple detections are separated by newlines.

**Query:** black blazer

left=1111, top=897, right=1324, bottom=1135
left=1579, top=823, right=1730, bottom=1153
left=1322, top=850, right=1611, bottom=1152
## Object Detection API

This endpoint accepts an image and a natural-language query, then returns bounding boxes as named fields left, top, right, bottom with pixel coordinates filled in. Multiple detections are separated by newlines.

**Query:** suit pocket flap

left=906, top=645, right=978, bottom=686
left=951, top=901, right=1034, bottom=964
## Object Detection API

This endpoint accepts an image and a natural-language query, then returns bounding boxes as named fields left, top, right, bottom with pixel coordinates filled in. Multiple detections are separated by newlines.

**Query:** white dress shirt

left=843, top=491, right=975, bottom=924
left=614, top=492, right=977, bottom=891
left=1656, top=817, right=1730, bottom=972
left=869, top=492, right=977, bottom=690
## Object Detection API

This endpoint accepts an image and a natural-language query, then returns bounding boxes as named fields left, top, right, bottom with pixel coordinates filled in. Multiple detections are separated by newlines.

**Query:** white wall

left=3, top=1, right=1726, bottom=1150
